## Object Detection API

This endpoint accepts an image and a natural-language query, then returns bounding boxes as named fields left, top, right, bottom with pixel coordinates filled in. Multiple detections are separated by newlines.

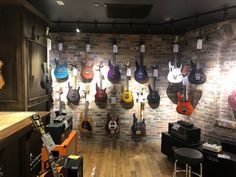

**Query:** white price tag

left=42, top=133, right=56, bottom=151
left=182, top=76, right=188, bottom=85
left=136, top=130, right=142, bottom=135
left=86, top=44, right=91, bottom=52
left=58, top=42, right=63, bottom=51
left=113, top=45, right=118, bottom=53
left=72, top=67, right=78, bottom=76
left=126, top=68, right=131, bottom=76
left=111, top=97, right=116, bottom=104
left=173, top=44, right=179, bottom=53
left=140, top=44, right=145, bottom=53
left=197, top=39, right=203, bottom=49
left=153, top=69, right=158, bottom=77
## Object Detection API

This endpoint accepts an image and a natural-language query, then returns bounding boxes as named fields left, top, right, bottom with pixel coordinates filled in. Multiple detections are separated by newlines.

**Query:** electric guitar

left=54, top=42, right=69, bottom=80
left=95, top=62, right=107, bottom=102
left=0, top=60, right=5, bottom=89
left=30, top=114, right=67, bottom=177
left=41, top=62, right=53, bottom=94
left=107, top=38, right=121, bottom=83
left=78, top=86, right=93, bottom=133
left=120, top=62, right=133, bottom=104
left=106, top=86, right=119, bottom=134
left=176, top=66, right=194, bottom=115
left=81, top=41, right=94, bottom=82
left=134, top=40, right=148, bottom=83
left=131, top=88, right=146, bottom=136
left=167, top=36, right=183, bottom=83
left=67, top=65, right=80, bottom=105
left=147, top=64, right=160, bottom=106
left=228, top=90, right=236, bottom=110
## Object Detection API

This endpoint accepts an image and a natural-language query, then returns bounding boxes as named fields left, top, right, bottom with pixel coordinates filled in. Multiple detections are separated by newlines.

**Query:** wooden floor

left=78, top=138, right=174, bottom=177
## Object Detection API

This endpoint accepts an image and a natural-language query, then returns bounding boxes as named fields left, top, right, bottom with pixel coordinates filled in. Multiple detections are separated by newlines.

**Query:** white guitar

left=167, top=58, right=183, bottom=83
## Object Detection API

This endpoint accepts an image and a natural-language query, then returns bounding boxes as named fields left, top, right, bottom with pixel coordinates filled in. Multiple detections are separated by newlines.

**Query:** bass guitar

left=120, top=62, right=133, bottom=104
left=81, top=41, right=94, bottom=82
left=131, top=88, right=146, bottom=136
left=107, top=38, right=121, bottom=83
left=0, top=60, right=5, bottom=89
left=134, top=41, right=148, bottom=83
left=54, top=42, right=69, bottom=80
left=95, top=62, right=107, bottom=102
left=78, top=86, right=93, bottom=133
left=228, top=90, right=236, bottom=110
left=147, top=64, right=160, bottom=106
left=67, top=65, right=80, bottom=105
left=30, top=114, right=67, bottom=177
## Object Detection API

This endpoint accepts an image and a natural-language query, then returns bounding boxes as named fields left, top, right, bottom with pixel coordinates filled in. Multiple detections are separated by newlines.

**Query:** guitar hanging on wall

left=95, top=62, right=107, bottom=103
left=167, top=36, right=183, bottom=83
left=30, top=114, right=67, bottom=177
left=134, top=40, right=148, bottom=83
left=78, top=86, right=93, bottom=133
left=67, top=65, right=80, bottom=105
left=228, top=90, right=236, bottom=110
left=54, top=42, right=69, bottom=80
left=0, top=60, right=5, bottom=90
left=107, top=38, right=121, bottom=83
left=147, top=63, right=160, bottom=107
left=81, top=40, right=94, bottom=82
left=189, top=31, right=207, bottom=84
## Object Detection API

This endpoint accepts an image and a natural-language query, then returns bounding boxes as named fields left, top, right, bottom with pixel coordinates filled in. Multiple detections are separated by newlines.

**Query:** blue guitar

left=134, top=41, right=148, bottom=83
left=54, top=58, right=69, bottom=79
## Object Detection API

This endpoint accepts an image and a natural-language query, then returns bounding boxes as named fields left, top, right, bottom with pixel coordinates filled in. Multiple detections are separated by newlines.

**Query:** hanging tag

left=140, top=44, right=145, bottom=53
left=127, top=68, right=132, bottom=76
left=113, top=44, right=118, bottom=53
left=72, top=67, right=78, bottom=76
left=182, top=76, right=188, bottom=85
left=197, top=39, right=203, bottom=49
left=86, top=44, right=91, bottom=52
left=173, top=44, right=179, bottom=53
left=111, top=97, right=116, bottom=104
left=58, top=42, right=63, bottom=51
left=153, top=69, right=158, bottom=77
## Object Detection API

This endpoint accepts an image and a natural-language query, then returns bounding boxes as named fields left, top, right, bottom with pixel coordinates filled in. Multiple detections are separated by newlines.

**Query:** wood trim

left=25, top=37, right=47, bottom=47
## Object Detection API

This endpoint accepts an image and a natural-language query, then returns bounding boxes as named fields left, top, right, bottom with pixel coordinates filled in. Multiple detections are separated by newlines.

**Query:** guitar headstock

left=84, top=84, right=90, bottom=98
left=152, top=63, right=158, bottom=70
left=30, top=114, right=45, bottom=134
left=58, top=41, right=63, bottom=51
left=139, top=39, right=145, bottom=53
left=112, top=38, right=118, bottom=54
left=97, top=61, right=104, bottom=71
left=86, top=38, right=91, bottom=53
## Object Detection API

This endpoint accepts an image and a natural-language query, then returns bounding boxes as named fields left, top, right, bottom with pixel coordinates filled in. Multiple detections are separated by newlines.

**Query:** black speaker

left=59, top=156, right=83, bottom=177
left=221, top=140, right=236, bottom=154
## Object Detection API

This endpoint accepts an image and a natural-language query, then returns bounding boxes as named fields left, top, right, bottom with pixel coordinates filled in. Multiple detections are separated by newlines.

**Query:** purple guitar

left=107, top=39, right=121, bottom=83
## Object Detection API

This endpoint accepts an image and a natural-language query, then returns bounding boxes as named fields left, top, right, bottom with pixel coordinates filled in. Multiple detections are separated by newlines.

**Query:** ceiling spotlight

left=56, top=0, right=64, bottom=6
left=93, top=2, right=100, bottom=7
left=76, top=24, right=80, bottom=33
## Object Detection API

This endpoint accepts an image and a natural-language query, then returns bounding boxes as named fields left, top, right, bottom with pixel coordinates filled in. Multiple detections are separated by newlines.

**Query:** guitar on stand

left=0, top=60, right=5, bottom=89
left=95, top=62, right=107, bottom=103
left=55, top=88, right=66, bottom=117
left=30, top=114, right=67, bottom=177
left=131, top=88, right=146, bottom=137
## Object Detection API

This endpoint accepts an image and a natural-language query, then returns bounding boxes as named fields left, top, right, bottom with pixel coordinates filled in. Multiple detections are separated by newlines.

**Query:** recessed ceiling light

left=164, top=18, right=171, bottom=21
left=93, top=2, right=100, bottom=7
left=56, top=0, right=64, bottom=6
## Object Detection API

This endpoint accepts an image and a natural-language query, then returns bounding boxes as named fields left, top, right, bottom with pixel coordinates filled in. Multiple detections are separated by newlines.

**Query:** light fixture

left=76, top=24, right=80, bottom=33
left=56, top=0, right=64, bottom=6
left=93, top=2, right=100, bottom=7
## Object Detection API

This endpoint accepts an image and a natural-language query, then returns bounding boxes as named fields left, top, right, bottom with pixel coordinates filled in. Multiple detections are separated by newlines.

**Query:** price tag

left=58, top=42, right=63, bottom=51
left=126, top=68, right=131, bottom=76
left=72, top=67, right=78, bottom=76
left=136, top=130, right=142, bottom=135
left=182, top=76, right=188, bottom=85
left=86, top=44, right=91, bottom=52
left=111, top=97, right=116, bottom=104
left=42, top=133, right=55, bottom=151
left=140, top=44, right=145, bottom=53
left=113, top=45, right=118, bottom=53
left=153, top=69, right=158, bottom=77
left=197, top=39, right=203, bottom=49
left=173, top=44, right=179, bottom=53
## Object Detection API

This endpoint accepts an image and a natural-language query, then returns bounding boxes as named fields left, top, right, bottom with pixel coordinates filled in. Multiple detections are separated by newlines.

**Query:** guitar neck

left=153, top=77, right=156, bottom=91
left=183, top=85, right=187, bottom=101
left=59, top=93, right=62, bottom=115
left=113, top=53, right=116, bottom=66
left=126, top=76, right=129, bottom=91
left=84, top=101, right=89, bottom=120
left=140, top=52, right=144, bottom=66
left=47, top=152, right=59, bottom=177
left=99, top=71, right=102, bottom=89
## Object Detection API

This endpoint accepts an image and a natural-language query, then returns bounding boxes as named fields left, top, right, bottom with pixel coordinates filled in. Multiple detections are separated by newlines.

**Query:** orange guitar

left=0, top=60, right=5, bottom=89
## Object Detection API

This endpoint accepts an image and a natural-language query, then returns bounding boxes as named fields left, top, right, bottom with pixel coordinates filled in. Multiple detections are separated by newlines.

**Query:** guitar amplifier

left=168, top=122, right=201, bottom=143
left=46, top=115, right=73, bottom=144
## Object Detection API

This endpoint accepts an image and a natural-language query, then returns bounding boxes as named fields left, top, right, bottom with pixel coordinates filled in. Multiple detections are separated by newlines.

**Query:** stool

left=173, top=148, right=203, bottom=177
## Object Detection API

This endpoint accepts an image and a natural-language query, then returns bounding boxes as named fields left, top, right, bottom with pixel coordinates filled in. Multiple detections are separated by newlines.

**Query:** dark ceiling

left=27, top=0, right=236, bottom=34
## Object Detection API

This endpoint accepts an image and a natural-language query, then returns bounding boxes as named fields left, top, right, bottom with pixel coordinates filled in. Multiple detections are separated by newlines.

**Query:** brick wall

left=49, top=20, right=236, bottom=141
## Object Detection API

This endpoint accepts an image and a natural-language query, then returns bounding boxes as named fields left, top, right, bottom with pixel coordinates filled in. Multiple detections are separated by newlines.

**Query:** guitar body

left=228, top=90, right=236, bottom=110
left=105, top=113, right=119, bottom=134
left=66, top=83, right=80, bottom=105
left=147, top=85, right=160, bottom=105
left=81, top=64, right=94, bottom=81
left=189, top=68, right=206, bottom=84
left=176, top=92, right=194, bottom=115
left=0, top=60, right=5, bottom=89
left=40, top=62, right=53, bottom=93
left=167, top=61, right=183, bottom=83
left=120, top=85, right=133, bottom=104
left=95, top=83, right=107, bottom=102
left=131, top=113, right=146, bottom=135
left=54, top=59, right=69, bottom=79
left=78, top=112, right=93, bottom=133
left=107, top=60, right=121, bottom=83
left=134, top=60, right=148, bottom=83
left=40, top=166, right=67, bottom=177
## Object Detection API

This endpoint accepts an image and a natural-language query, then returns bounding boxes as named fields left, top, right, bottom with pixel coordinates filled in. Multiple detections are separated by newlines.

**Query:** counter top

left=0, top=112, right=49, bottom=142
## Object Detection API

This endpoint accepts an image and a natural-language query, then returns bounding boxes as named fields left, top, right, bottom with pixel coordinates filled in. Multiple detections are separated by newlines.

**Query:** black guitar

left=147, top=64, right=160, bottom=107
left=188, top=60, right=206, bottom=84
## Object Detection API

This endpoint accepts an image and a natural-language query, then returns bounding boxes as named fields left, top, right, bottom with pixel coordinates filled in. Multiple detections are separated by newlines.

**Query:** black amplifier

left=168, top=122, right=201, bottom=143
left=46, top=115, right=73, bottom=144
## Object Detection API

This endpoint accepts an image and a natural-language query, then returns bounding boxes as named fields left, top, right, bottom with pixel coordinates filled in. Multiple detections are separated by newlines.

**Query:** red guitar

left=81, top=41, right=94, bottom=82
left=228, top=90, right=236, bottom=110
left=95, top=62, right=107, bottom=102
left=176, top=65, right=194, bottom=115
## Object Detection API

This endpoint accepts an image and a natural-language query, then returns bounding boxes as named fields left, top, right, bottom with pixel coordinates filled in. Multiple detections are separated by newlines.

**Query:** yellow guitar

left=0, top=60, right=5, bottom=89
left=121, top=62, right=133, bottom=104
left=78, top=85, right=93, bottom=133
